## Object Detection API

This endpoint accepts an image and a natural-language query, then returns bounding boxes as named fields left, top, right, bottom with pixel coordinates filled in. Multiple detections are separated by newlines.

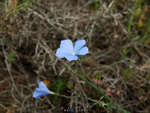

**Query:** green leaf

left=7, top=52, right=17, bottom=63
left=96, top=73, right=102, bottom=79
left=99, top=101, right=107, bottom=107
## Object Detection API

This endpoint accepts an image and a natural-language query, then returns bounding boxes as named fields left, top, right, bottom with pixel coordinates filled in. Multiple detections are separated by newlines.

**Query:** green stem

left=64, top=64, right=111, bottom=102
left=64, top=64, right=130, bottom=113
left=74, top=60, right=92, bottom=82
left=56, top=93, right=129, bottom=113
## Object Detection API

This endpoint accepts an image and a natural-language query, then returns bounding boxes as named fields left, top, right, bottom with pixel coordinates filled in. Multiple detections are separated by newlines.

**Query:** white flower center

left=72, top=52, right=75, bottom=55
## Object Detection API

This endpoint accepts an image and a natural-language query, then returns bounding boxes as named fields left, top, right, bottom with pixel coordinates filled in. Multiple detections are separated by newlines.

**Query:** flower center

left=72, top=52, right=75, bottom=55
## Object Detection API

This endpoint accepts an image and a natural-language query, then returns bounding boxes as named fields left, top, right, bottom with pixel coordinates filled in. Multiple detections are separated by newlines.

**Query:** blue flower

left=56, top=39, right=89, bottom=61
left=33, top=81, right=54, bottom=98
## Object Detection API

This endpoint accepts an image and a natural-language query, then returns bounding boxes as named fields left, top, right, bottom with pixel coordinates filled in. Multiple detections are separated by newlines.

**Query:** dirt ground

left=0, top=0, right=150, bottom=113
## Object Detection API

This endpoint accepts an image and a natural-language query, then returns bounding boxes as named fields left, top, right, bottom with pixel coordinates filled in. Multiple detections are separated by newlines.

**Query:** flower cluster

left=33, top=39, right=89, bottom=98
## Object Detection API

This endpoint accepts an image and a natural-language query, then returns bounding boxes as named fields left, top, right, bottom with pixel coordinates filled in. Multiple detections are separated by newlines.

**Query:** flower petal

left=60, top=39, right=74, bottom=54
left=33, top=88, right=51, bottom=98
left=65, top=55, right=78, bottom=61
left=38, top=81, right=47, bottom=88
left=33, top=81, right=53, bottom=98
left=74, top=40, right=86, bottom=54
left=56, top=48, right=71, bottom=58
left=76, top=47, right=89, bottom=55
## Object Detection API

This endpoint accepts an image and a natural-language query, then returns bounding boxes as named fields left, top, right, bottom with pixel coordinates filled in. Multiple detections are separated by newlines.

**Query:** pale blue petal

left=60, top=39, right=73, bottom=54
left=76, top=47, right=89, bottom=55
left=65, top=55, right=78, bottom=61
left=37, top=81, right=47, bottom=88
left=33, top=81, right=52, bottom=98
left=74, top=40, right=86, bottom=54
left=56, top=48, right=71, bottom=58
left=33, top=90, right=44, bottom=98
left=37, top=81, right=52, bottom=93
left=33, top=88, right=51, bottom=98
left=37, top=81, right=44, bottom=88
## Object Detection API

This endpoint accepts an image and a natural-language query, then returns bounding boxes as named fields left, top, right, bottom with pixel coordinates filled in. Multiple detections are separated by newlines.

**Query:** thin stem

left=64, top=64, right=130, bottom=113
left=55, top=93, right=78, bottom=99
left=64, top=64, right=111, bottom=102
left=74, top=60, right=92, bottom=82
left=56, top=92, right=129, bottom=113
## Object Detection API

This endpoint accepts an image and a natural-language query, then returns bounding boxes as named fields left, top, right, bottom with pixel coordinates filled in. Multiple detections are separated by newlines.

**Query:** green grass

left=3, top=0, right=34, bottom=19
left=7, top=52, right=17, bottom=63
left=128, top=0, right=150, bottom=43
left=51, top=77, right=67, bottom=105
left=89, top=0, right=99, bottom=12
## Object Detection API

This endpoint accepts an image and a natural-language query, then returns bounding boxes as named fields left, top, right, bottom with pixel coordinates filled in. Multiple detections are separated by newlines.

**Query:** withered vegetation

left=0, top=0, right=150, bottom=113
